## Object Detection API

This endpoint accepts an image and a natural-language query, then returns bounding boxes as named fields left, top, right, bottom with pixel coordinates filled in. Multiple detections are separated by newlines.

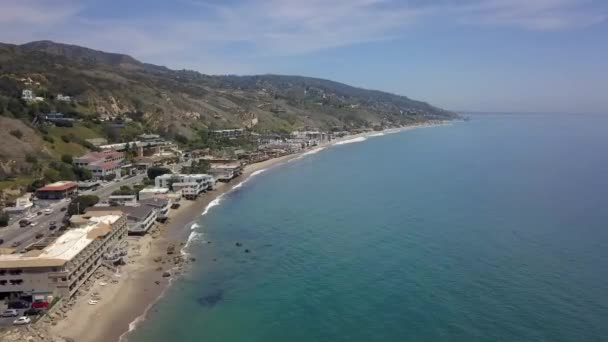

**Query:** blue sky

left=1, top=0, right=607, bottom=113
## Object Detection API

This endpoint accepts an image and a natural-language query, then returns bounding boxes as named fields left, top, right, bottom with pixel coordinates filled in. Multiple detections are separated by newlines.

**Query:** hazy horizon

left=1, top=0, right=607, bottom=114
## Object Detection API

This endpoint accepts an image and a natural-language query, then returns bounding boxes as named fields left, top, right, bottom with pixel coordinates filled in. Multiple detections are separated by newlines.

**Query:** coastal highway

left=0, top=173, right=147, bottom=250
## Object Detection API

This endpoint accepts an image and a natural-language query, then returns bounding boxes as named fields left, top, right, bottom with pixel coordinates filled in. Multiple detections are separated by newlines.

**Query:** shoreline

left=46, top=121, right=448, bottom=342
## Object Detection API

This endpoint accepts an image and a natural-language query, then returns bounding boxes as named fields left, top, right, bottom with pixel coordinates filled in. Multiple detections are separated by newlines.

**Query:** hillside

left=0, top=40, right=457, bottom=195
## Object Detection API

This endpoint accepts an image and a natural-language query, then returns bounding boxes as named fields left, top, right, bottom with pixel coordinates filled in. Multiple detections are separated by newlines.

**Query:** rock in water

left=197, top=290, right=224, bottom=307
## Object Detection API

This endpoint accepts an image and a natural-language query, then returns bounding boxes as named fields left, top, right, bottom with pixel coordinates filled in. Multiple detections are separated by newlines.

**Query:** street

left=0, top=173, right=147, bottom=250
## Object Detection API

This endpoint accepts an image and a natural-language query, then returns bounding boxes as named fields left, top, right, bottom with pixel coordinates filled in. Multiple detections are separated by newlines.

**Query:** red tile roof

left=37, top=181, right=78, bottom=192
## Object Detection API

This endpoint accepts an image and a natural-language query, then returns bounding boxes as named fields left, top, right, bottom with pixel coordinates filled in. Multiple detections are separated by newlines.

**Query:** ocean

left=128, top=114, right=608, bottom=342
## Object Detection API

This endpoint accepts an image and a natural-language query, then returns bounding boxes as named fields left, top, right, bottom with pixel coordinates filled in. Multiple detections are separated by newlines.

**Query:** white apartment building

left=155, top=174, right=214, bottom=199
left=0, top=214, right=128, bottom=298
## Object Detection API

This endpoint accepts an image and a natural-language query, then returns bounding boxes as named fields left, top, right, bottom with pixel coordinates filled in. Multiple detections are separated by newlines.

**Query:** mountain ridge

left=0, top=40, right=457, bottom=190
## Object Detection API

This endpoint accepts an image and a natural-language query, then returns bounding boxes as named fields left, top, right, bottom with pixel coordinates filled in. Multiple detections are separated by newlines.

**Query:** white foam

left=184, top=231, right=205, bottom=249
left=334, top=136, right=367, bottom=145
left=368, top=132, right=385, bottom=137
left=233, top=168, right=267, bottom=190
left=190, top=222, right=200, bottom=231
left=201, top=196, right=223, bottom=216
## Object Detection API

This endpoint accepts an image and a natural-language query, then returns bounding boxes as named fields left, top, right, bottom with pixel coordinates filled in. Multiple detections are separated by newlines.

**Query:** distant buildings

left=56, top=94, right=72, bottom=102
left=210, top=129, right=245, bottom=139
left=0, top=214, right=128, bottom=298
left=73, top=151, right=124, bottom=180
left=21, top=89, right=34, bottom=101
left=36, top=181, right=78, bottom=200
left=2, top=194, right=34, bottom=214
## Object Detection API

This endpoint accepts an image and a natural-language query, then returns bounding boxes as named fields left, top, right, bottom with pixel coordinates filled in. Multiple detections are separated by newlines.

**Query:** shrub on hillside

left=61, top=154, right=73, bottom=164
left=9, top=129, right=23, bottom=139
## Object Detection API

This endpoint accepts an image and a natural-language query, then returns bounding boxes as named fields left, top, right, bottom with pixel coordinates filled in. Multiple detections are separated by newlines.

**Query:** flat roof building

left=0, top=214, right=127, bottom=298
left=36, top=181, right=78, bottom=200
left=86, top=206, right=157, bottom=235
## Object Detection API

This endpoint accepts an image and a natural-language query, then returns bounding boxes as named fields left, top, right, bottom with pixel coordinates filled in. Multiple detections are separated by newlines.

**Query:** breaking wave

left=334, top=136, right=367, bottom=145
left=201, top=196, right=223, bottom=216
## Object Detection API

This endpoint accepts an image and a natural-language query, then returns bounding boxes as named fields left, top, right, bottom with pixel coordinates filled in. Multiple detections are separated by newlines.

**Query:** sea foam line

left=334, top=136, right=367, bottom=145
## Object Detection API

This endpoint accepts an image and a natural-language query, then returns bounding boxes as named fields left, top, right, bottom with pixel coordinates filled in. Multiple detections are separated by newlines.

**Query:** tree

left=61, top=154, right=73, bottom=164
left=147, top=167, right=171, bottom=180
left=111, top=185, right=135, bottom=196
left=0, top=211, right=9, bottom=227
left=73, top=166, right=92, bottom=181
left=182, top=159, right=210, bottom=174
left=27, top=179, right=46, bottom=192
left=67, top=195, right=99, bottom=216
left=7, top=98, right=25, bottom=117
left=104, top=173, right=116, bottom=182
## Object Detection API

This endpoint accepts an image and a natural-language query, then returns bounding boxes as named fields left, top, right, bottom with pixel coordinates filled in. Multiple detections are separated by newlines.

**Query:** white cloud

left=0, top=0, right=604, bottom=66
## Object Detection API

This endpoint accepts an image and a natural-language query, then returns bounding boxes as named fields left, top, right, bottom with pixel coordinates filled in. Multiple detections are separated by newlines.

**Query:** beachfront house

left=86, top=206, right=157, bottom=235
left=208, top=162, right=244, bottom=182
left=155, top=174, right=214, bottom=199
left=140, top=198, right=171, bottom=222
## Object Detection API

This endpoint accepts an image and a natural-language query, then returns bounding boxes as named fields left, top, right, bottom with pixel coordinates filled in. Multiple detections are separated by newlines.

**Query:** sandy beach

left=47, top=153, right=298, bottom=342
left=43, top=122, right=447, bottom=342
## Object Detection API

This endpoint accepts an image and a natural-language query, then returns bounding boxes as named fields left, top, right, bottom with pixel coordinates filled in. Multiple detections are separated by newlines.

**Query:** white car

left=13, top=316, right=31, bottom=325
left=0, top=309, right=18, bottom=317
left=43, top=208, right=52, bottom=215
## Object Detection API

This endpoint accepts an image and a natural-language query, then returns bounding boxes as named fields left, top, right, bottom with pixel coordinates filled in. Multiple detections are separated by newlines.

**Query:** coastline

left=47, top=121, right=448, bottom=342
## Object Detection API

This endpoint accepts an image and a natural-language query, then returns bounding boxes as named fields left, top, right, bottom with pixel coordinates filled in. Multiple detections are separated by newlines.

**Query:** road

left=0, top=173, right=147, bottom=250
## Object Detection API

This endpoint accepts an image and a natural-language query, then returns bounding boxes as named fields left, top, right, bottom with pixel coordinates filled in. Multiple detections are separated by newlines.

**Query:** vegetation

left=61, top=154, right=73, bottom=164
left=181, top=159, right=210, bottom=174
left=0, top=211, right=9, bottom=227
left=111, top=185, right=136, bottom=196
left=147, top=167, right=171, bottom=180
left=67, top=195, right=99, bottom=215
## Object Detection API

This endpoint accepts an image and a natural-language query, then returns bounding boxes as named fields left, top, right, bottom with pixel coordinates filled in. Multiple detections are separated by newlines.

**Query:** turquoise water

left=129, top=114, right=608, bottom=342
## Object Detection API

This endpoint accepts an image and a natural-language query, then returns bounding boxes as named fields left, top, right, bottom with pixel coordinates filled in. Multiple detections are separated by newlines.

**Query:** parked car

left=43, top=208, right=52, bottom=215
left=11, top=241, right=21, bottom=248
left=7, top=300, right=30, bottom=309
left=35, top=233, right=44, bottom=239
left=49, top=224, right=57, bottom=230
left=60, top=207, right=67, bottom=212
left=31, top=301, right=49, bottom=309
left=24, top=308, right=44, bottom=316
left=19, top=219, right=30, bottom=227
left=0, top=309, right=18, bottom=317
left=0, top=238, right=4, bottom=245
left=13, top=316, right=31, bottom=325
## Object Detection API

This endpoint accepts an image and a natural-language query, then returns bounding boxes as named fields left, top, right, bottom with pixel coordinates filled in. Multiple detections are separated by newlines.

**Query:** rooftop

left=139, top=187, right=169, bottom=193
left=0, top=215, right=121, bottom=269
left=86, top=205, right=154, bottom=221
left=37, top=181, right=78, bottom=192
